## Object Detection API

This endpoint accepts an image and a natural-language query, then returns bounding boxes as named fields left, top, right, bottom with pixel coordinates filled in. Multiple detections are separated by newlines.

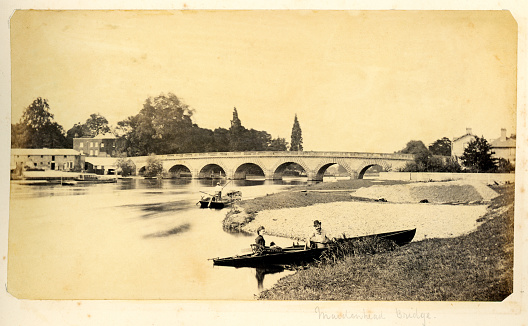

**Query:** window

left=101, top=143, right=105, bottom=148
left=95, top=150, right=99, bottom=156
left=80, top=143, right=84, bottom=148
left=52, top=156, right=55, bottom=160
left=90, top=150, right=94, bottom=156
left=64, top=155, right=67, bottom=158
left=90, top=142, right=93, bottom=148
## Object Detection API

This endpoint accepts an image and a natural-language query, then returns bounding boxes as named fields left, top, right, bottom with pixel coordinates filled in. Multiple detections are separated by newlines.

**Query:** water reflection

left=124, top=200, right=193, bottom=218
left=143, top=222, right=191, bottom=238
left=256, top=265, right=285, bottom=290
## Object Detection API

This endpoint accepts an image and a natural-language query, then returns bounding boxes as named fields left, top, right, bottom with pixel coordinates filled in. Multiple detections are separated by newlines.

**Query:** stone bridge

left=128, top=151, right=415, bottom=181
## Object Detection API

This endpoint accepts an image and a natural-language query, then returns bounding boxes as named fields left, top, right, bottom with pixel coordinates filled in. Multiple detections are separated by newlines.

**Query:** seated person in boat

left=214, top=182, right=222, bottom=200
left=305, top=220, right=330, bottom=249
left=252, top=226, right=266, bottom=255
left=268, top=241, right=282, bottom=252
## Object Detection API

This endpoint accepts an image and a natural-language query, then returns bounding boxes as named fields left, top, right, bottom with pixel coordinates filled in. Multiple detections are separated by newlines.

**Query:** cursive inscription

left=315, top=307, right=385, bottom=320
left=395, top=308, right=432, bottom=326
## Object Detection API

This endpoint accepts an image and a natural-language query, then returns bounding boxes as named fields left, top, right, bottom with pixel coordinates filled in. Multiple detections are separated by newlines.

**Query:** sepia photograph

left=1, top=2, right=527, bottom=325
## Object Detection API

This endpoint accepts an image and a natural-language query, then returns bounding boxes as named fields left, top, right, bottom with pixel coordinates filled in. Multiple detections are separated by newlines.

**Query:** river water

left=8, top=178, right=312, bottom=300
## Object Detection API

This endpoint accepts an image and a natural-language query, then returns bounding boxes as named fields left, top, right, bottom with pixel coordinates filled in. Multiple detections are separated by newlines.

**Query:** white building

left=490, top=128, right=516, bottom=165
left=11, top=148, right=84, bottom=173
left=451, top=128, right=476, bottom=160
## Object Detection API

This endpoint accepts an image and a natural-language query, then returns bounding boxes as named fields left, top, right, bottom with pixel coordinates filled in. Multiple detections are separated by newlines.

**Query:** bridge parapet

left=151, top=151, right=415, bottom=161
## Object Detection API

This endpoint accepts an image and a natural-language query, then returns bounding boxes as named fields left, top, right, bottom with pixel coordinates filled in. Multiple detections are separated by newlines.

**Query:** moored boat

left=212, top=228, right=416, bottom=268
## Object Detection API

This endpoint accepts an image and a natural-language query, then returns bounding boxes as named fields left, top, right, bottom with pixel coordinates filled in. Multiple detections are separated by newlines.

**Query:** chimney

left=500, top=128, right=507, bottom=141
left=466, top=128, right=472, bottom=135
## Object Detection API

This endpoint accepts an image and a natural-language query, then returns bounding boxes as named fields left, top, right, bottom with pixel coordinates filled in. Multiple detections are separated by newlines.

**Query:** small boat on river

left=212, top=228, right=416, bottom=268
left=198, top=190, right=242, bottom=209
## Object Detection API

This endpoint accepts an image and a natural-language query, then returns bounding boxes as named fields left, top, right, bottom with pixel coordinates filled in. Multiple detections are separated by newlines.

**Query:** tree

left=460, top=136, right=496, bottom=172
left=11, top=97, right=68, bottom=148
left=398, top=140, right=429, bottom=155
left=115, top=157, right=136, bottom=177
left=118, top=93, right=195, bottom=156
left=229, top=107, right=244, bottom=151
left=290, top=114, right=303, bottom=151
left=82, top=113, right=111, bottom=137
left=496, top=158, right=515, bottom=173
left=65, top=113, right=112, bottom=147
left=429, top=137, right=452, bottom=156
left=212, top=128, right=231, bottom=152
left=268, top=137, right=288, bottom=151
left=144, top=154, right=164, bottom=178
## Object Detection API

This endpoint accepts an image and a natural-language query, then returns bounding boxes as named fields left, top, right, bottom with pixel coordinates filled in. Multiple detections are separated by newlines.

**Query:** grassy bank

left=237, top=179, right=407, bottom=214
left=258, top=184, right=514, bottom=301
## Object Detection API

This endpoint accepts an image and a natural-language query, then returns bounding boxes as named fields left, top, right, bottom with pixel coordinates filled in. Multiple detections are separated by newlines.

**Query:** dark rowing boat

left=198, top=190, right=242, bottom=209
left=212, top=228, right=416, bottom=268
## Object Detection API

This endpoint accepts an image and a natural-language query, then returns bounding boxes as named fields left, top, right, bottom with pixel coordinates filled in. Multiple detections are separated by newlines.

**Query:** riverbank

left=224, top=179, right=498, bottom=242
left=222, top=179, right=513, bottom=300
left=259, top=183, right=514, bottom=300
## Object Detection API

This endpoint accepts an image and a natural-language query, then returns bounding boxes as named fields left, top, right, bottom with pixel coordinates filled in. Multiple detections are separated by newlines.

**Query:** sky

left=10, top=10, right=517, bottom=153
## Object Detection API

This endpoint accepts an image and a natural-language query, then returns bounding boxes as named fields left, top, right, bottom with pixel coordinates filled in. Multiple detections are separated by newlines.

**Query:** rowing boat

left=212, top=228, right=416, bottom=268
left=198, top=190, right=242, bottom=209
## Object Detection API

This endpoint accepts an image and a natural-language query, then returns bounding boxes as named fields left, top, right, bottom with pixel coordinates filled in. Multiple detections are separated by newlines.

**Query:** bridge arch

left=356, top=160, right=393, bottom=179
left=233, top=162, right=266, bottom=180
left=168, top=164, right=192, bottom=178
left=137, top=165, right=146, bottom=176
left=198, top=163, right=228, bottom=179
left=313, top=159, right=355, bottom=181
left=271, top=161, right=309, bottom=180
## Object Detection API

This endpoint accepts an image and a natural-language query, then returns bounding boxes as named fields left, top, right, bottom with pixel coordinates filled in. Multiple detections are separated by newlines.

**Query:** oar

left=221, top=180, right=232, bottom=190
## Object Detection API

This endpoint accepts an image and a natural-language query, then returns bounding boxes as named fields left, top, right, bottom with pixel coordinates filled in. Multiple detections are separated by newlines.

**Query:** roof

left=453, top=133, right=476, bottom=142
left=73, top=133, right=117, bottom=140
left=11, top=148, right=81, bottom=156
left=85, top=157, right=118, bottom=167
left=92, top=133, right=116, bottom=139
left=490, top=137, right=516, bottom=148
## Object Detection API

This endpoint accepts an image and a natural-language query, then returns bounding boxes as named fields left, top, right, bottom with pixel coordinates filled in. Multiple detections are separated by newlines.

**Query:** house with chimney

left=490, top=128, right=516, bottom=166
left=452, top=127, right=516, bottom=167
left=451, top=128, right=477, bottom=160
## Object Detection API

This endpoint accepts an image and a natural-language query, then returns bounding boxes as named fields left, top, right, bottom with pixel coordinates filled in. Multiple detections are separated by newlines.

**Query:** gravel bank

left=353, top=180, right=498, bottom=203
left=236, top=180, right=497, bottom=243
left=243, top=201, right=488, bottom=242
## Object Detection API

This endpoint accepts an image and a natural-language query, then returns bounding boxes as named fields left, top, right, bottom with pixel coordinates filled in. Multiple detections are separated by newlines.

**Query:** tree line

left=11, top=94, right=304, bottom=155
left=396, top=137, right=515, bottom=173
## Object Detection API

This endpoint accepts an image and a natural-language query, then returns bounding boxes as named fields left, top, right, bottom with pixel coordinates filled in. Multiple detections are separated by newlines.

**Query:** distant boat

left=74, top=174, right=117, bottom=183
left=198, top=190, right=242, bottom=209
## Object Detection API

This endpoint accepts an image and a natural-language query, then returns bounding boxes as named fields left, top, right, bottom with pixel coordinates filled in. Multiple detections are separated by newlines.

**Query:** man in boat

left=214, top=182, right=223, bottom=200
left=305, top=220, right=330, bottom=249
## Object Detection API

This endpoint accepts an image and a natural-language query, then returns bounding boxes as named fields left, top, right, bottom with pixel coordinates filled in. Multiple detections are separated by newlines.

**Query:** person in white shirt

left=214, top=182, right=223, bottom=200
left=306, top=220, right=330, bottom=249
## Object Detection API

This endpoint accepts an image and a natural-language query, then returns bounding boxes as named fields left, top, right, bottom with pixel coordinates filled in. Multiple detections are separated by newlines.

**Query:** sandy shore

left=230, top=180, right=500, bottom=243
